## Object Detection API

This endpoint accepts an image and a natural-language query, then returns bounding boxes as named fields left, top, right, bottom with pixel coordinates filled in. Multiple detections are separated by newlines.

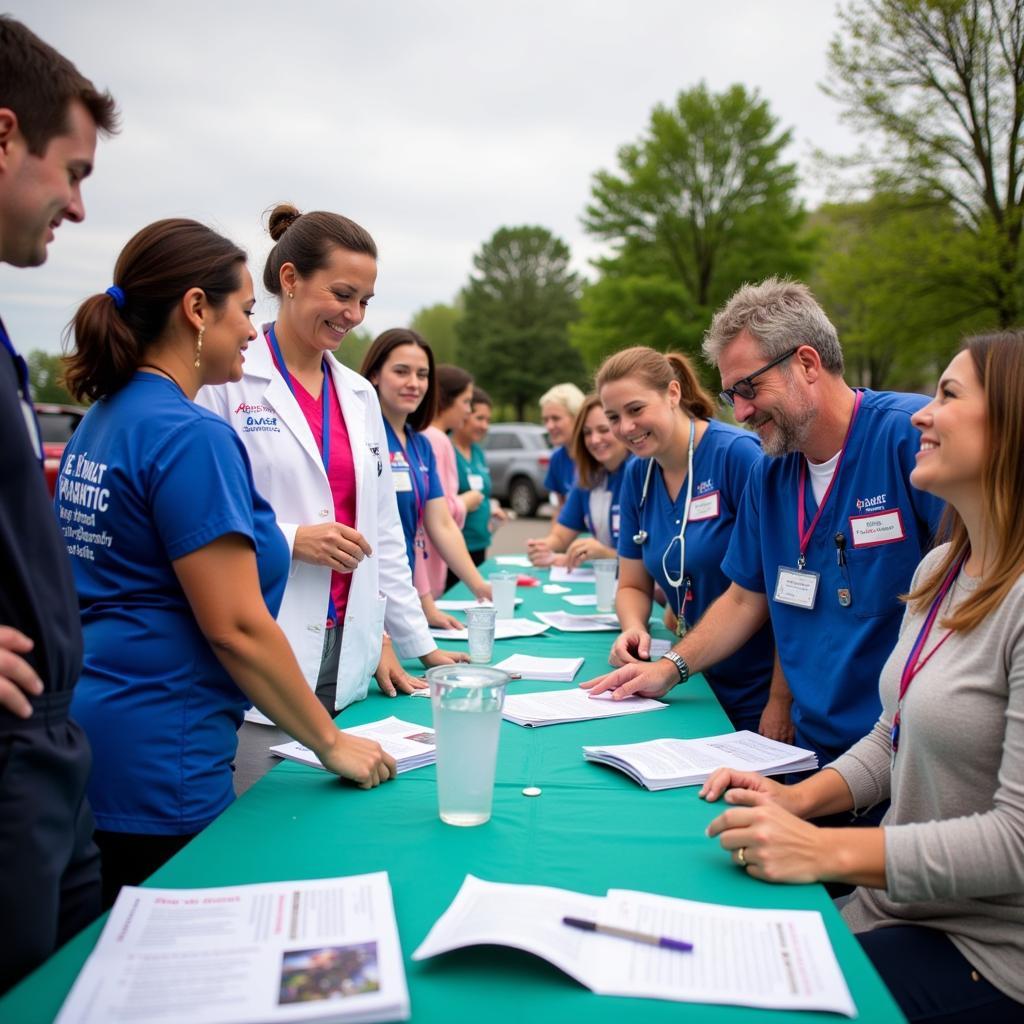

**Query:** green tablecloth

left=0, top=562, right=904, bottom=1022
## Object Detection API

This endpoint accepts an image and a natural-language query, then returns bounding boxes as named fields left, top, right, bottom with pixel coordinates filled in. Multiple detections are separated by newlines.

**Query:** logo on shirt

left=367, top=443, right=382, bottom=476
left=696, top=478, right=714, bottom=495
left=855, top=492, right=888, bottom=511
left=234, top=402, right=273, bottom=415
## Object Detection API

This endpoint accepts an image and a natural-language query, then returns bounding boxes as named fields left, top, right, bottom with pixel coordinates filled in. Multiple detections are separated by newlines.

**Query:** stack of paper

left=56, top=872, right=410, bottom=1024
left=533, top=611, right=620, bottom=632
left=413, top=875, right=856, bottom=1017
left=429, top=619, right=550, bottom=641
left=501, top=688, right=667, bottom=727
left=549, top=565, right=596, bottom=583
left=271, top=717, right=436, bottom=775
left=582, top=730, right=819, bottom=791
left=492, top=654, right=585, bottom=682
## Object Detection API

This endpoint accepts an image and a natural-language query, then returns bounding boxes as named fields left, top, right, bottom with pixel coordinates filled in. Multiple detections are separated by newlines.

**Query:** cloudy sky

left=2, top=1, right=856, bottom=356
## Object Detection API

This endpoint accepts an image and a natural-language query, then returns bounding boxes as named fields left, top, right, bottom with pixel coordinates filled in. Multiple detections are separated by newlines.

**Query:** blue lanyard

left=385, top=420, right=427, bottom=528
left=1, top=317, right=44, bottom=466
left=266, top=323, right=331, bottom=474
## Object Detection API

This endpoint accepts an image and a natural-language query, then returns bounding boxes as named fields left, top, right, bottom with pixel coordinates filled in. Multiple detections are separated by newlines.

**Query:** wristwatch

left=659, top=650, right=690, bottom=685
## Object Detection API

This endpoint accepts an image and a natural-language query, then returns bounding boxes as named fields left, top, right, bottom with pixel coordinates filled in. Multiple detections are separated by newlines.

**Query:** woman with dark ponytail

left=59, top=219, right=395, bottom=906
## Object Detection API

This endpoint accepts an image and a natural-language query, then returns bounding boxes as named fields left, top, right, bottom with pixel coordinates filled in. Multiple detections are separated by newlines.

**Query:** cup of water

left=426, top=664, right=509, bottom=826
left=593, top=558, right=618, bottom=612
left=489, top=571, right=516, bottom=620
left=465, top=604, right=497, bottom=663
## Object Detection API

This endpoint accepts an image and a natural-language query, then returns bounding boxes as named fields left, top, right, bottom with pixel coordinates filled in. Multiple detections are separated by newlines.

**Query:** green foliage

left=809, top=193, right=993, bottom=390
left=457, top=225, right=585, bottom=419
left=576, top=82, right=808, bottom=368
left=409, top=301, right=462, bottom=364
left=27, top=350, right=75, bottom=404
left=333, top=328, right=374, bottom=373
left=825, top=0, right=1024, bottom=326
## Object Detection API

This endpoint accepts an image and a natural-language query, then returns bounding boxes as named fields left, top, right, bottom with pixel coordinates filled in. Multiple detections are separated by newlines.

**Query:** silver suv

left=484, top=423, right=552, bottom=517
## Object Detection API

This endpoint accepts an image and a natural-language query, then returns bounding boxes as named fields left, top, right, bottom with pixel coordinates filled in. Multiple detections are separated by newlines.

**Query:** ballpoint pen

left=562, top=916, right=693, bottom=952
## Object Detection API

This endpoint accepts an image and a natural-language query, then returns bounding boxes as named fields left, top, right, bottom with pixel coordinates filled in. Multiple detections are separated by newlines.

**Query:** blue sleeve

left=721, top=458, right=767, bottom=593
left=558, top=485, right=588, bottom=532
left=721, top=433, right=762, bottom=516
left=420, top=435, right=444, bottom=501
left=148, top=416, right=257, bottom=561
left=616, top=460, right=643, bottom=559
left=544, top=449, right=561, bottom=493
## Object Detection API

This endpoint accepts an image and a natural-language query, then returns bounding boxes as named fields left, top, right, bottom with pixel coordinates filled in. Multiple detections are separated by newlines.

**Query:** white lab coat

left=196, top=332, right=434, bottom=710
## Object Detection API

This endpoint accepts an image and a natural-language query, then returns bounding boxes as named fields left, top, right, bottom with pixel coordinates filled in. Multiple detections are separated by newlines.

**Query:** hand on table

left=426, top=608, right=465, bottom=631
left=526, top=539, right=556, bottom=567
left=565, top=537, right=605, bottom=569
left=579, top=658, right=677, bottom=700
left=420, top=648, right=470, bottom=667
left=373, top=635, right=426, bottom=696
left=608, top=628, right=652, bottom=666
left=294, top=522, right=372, bottom=572
left=319, top=733, right=397, bottom=789
left=0, top=626, right=43, bottom=718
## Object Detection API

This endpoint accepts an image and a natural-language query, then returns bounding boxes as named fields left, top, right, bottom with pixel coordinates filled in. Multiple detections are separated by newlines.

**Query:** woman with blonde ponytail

left=59, top=219, right=396, bottom=907
left=596, top=346, right=774, bottom=733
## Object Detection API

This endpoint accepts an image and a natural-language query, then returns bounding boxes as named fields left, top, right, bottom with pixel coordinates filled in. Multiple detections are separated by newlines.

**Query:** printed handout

left=271, top=717, right=437, bottom=775
left=501, top=688, right=668, bottom=727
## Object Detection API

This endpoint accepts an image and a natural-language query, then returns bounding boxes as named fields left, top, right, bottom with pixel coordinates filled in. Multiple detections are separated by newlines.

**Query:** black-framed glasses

left=718, top=347, right=799, bottom=407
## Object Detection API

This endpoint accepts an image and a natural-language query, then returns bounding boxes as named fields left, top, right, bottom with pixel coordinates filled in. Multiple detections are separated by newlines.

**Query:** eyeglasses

left=718, top=347, right=799, bottom=407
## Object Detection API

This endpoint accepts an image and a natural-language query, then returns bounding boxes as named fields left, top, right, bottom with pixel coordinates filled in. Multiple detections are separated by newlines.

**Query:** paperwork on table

left=494, top=555, right=533, bottom=567
left=429, top=619, right=550, bottom=641
left=492, top=654, right=585, bottom=682
left=561, top=593, right=597, bottom=606
left=583, top=731, right=819, bottom=790
left=271, top=717, right=437, bottom=775
left=436, top=597, right=523, bottom=611
left=502, top=688, right=667, bottom=727
left=533, top=610, right=621, bottom=632
left=413, top=875, right=855, bottom=1017
left=548, top=564, right=597, bottom=583
left=56, top=872, right=410, bottom=1024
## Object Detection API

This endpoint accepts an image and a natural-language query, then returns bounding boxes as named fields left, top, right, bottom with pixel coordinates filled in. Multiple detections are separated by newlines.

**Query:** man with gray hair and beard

left=585, top=278, right=944, bottom=809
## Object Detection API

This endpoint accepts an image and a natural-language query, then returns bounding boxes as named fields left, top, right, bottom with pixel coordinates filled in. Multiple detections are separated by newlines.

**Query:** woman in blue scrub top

left=360, top=330, right=491, bottom=624
left=59, top=220, right=395, bottom=906
left=527, top=395, right=632, bottom=568
left=539, top=382, right=585, bottom=520
left=598, top=346, right=773, bottom=732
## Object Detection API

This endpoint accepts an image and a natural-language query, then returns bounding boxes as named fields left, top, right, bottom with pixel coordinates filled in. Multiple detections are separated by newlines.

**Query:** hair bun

left=267, top=203, right=302, bottom=241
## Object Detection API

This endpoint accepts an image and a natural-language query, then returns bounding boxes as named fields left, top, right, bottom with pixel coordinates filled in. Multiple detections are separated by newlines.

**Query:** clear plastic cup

left=489, top=571, right=516, bottom=620
left=593, top=558, right=618, bottom=612
left=465, top=605, right=497, bottom=663
left=426, top=664, right=509, bottom=826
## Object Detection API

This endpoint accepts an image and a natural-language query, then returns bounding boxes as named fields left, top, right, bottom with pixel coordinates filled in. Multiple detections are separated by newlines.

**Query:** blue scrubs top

left=62, top=373, right=289, bottom=835
left=558, top=458, right=633, bottom=547
left=618, top=420, right=772, bottom=730
left=544, top=445, right=576, bottom=497
left=722, top=389, right=945, bottom=764
left=384, top=420, right=444, bottom=575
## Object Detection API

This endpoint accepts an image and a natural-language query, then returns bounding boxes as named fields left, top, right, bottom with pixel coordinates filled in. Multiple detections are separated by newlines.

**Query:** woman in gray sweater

left=703, top=331, right=1024, bottom=1021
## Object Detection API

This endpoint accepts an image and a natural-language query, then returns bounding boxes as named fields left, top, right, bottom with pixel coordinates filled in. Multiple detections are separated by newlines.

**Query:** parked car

left=484, top=422, right=552, bottom=517
left=35, top=403, right=86, bottom=496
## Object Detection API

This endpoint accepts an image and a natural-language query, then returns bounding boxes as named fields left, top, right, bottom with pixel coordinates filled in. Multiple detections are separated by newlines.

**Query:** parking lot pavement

left=488, top=506, right=553, bottom=556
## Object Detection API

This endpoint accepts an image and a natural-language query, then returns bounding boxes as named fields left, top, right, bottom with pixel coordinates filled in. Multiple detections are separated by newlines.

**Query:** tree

left=825, top=0, right=1024, bottom=326
left=332, top=328, right=373, bottom=373
left=409, top=301, right=462, bottom=364
left=27, top=350, right=76, bottom=404
left=575, top=82, right=809, bottom=367
left=808, top=192, right=992, bottom=389
left=457, top=226, right=584, bottom=419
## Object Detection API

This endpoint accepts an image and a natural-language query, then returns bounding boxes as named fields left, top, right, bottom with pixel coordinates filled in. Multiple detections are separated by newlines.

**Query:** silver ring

left=737, top=846, right=747, bottom=867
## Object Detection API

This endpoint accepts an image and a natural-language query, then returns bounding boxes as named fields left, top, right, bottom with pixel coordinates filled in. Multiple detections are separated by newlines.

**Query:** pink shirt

left=291, top=370, right=357, bottom=624
left=416, top=425, right=466, bottom=598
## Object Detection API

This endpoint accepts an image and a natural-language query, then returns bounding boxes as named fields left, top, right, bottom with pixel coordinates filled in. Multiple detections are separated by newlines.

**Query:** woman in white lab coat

left=198, top=205, right=463, bottom=785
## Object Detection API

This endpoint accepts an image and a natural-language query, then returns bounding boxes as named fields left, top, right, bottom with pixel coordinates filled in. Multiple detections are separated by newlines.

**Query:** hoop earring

left=194, top=325, right=204, bottom=369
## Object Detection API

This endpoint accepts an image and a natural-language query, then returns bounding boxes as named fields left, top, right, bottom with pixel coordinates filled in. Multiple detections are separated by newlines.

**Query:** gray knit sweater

left=833, top=544, right=1024, bottom=1004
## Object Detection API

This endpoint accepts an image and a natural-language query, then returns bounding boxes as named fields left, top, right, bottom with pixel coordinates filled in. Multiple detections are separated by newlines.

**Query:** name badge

left=611, top=512, right=621, bottom=535
left=468, top=473, right=485, bottom=491
left=773, top=565, right=820, bottom=610
left=849, top=509, right=906, bottom=547
left=393, top=468, right=413, bottom=492
left=688, top=491, right=720, bottom=522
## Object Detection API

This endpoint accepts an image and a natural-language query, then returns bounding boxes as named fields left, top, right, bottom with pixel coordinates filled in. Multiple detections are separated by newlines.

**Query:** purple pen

left=562, top=916, right=694, bottom=952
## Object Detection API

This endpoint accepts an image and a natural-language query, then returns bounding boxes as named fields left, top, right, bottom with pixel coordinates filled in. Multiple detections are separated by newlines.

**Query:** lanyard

left=385, top=420, right=427, bottom=530
left=1, top=317, right=44, bottom=466
left=795, top=389, right=863, bottom=570
left=890, top=553, right=965, bottom=754
left=266, top=323, right=331, bottom=473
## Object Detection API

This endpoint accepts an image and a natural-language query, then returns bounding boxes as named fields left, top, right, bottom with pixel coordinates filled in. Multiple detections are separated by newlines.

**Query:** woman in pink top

left=417, top=365, right=485, bottom=607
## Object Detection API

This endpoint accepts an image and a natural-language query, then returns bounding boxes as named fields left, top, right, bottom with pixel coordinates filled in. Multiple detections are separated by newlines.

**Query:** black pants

left=94, top=830, right=195, bottom=910
left=857, top=925, right=1023, bottom=1022
left=446, top=548, right=487, bottom=592
left=0, top=692, right=101, bottom=993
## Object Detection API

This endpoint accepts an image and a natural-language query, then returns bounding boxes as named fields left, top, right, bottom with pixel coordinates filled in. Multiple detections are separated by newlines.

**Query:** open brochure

left=533, top=611, right=621, bottom=632
left=429, top=619, right=550, bottom=641
left=583, top=731, right=819, bottom=791
left=271, top=717, right=436, bottom=775
left=492, top=654, right=584, bottom=681
left=413, top=875, right=855, bottom=1017
left=502, top=688, right=667, bottom=727
left=56, top=872, right=409, bottom=1024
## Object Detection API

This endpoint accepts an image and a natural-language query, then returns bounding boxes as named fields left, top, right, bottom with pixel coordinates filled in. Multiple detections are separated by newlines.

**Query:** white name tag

left=393, top=469, right=413, bottom=492
left=849, top=509, right=905, bottom=548
left=468, top=473, right=485, bottom=491
left=773, top=566, right=820, bottom=610
left=611, top=512, right=621, bottom=535
left=688, top=491, right=720, bottom=522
